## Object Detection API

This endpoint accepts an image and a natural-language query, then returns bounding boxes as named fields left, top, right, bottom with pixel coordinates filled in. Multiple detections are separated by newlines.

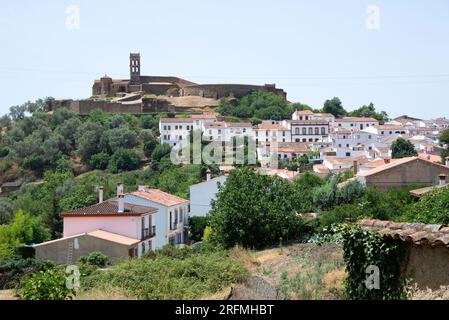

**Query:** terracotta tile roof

left=255, top=123, right=289, bottom=131
left=204, top=121, right=227, bottom=129
left=130, top=188, right=189, bottom=207
left=60, top=200, right=157, bottom=217
left=277, top=142, right=311, bottom=153
left=337, top=117, right=378, bottom=122
left=325, top=156, right=369, bottom=166
left=294, top=110, right=314, bottom=115
left=373, top=125, right=406, bottom=130
left=409, top=184, right=448, bottom=197
left=359, top=219, right=449, bottom=246
left=291, top=120, right=329, bottom=125
left=226, top=122, right=252, bottom=127
left=357, top=156, right=449, bottom=177
left=88, top=230, right=140, bottom=246
left=360, top=158, right=394, bottom=169
left=418, top=153, right=442, bottom=163
left=33, top=230, right=140, bottom=247
left=160, top=118, right=194, bottom=123
left=191, top=114, right=217, bottom=119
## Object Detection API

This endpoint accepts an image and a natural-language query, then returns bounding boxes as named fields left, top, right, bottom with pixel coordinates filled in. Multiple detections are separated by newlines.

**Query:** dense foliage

left=209, top=168, right=303, bottom=249
left=401, top=187, right=449, bottom=224
left=216, top=92, right=293, bottom=120
left=391, top=137, right=418, bottom=159
left=78, top=251, right=111, bottom=268
left=82, top=246, right=248, bottom=299
left=20, top=266, right=76, bottom=300
left=0, top=256, right=53, bottom=289
left=339, top=224, right=408, bottom=300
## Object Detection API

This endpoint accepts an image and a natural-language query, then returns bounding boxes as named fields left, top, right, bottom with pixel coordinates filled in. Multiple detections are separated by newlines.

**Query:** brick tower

left=130, top=53, right=141, bottom=85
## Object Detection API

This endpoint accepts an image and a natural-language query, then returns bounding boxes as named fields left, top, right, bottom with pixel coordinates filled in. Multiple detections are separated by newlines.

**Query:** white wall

left=190, top=176, right=227, bottom=217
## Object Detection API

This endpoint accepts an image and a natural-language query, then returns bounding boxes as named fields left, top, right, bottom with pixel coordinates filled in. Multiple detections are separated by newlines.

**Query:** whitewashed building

left=189, top=175, right=227, bottom=217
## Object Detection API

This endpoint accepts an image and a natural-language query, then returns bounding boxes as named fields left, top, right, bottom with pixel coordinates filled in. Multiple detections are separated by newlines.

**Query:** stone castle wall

left=181, top=84, right=286, bottom=99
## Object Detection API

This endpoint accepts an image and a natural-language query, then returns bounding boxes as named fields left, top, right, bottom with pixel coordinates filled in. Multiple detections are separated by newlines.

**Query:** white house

left=289, top=120, right=330, bottom=143
left=334, top=117, right=379, bottom=131
left=189, top=175, right=227, bottom=217
left=363, top=125, right=408, bottom=138
left=191, top=114, right=218, bottom=130
left=159, top=118, right=194, bottom=147
left=292, top=110, right=335, bottom=123
left=125, top=186, right=189, bottom=249
left=254, top=122, right=291, bottom=145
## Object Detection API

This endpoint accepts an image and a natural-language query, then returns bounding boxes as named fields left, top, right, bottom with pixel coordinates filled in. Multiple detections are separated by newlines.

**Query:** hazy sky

left=1, top=0, right=448, bottom=118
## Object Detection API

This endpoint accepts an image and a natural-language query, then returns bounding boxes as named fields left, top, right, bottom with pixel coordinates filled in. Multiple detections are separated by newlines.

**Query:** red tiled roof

left=359, top=219, right=449, bottom=246
left=60, top=200, right=156, bottom=217
left=255, top=123, right=289, bottom=131
left=130, top=189, right=189, bottom=206
left=191, top=114, right=217, bottom=119
left=226, top=122, right=252, bottom=127
left=33, top=230, right=140, bottom=248
left=337, top=117, right=378, bottom=122
left=357, top=156, right=449, bottom=177
left=373, top=125, right=406, bottom=130
left=160, top=118, right=194, bottom=123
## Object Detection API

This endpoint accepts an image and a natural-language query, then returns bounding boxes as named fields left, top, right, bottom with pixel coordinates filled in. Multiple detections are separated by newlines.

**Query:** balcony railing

left=142, top=225, right=156, bottom=240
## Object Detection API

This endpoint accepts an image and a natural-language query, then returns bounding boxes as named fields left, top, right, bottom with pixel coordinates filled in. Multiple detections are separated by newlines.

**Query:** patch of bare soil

left=227, top=243, right=346, bottom=300
left=407, top=284, right=449, bottom=300
left=0, top=289, right=18, bottom=300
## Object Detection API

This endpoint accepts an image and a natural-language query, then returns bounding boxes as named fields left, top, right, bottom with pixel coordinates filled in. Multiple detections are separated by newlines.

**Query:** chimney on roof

left=138, top=185, right=148, bottom=192
left=353, top=160, right=358, bottom=176
left=117, top=183, right=124, bottom=196
left=118, top=194, right=125, bottom=213
left=439, top=174, right=447, bottom=186
left=98, top=186, right=104, bottom=204
left=206, top=169, right=211, bottom=181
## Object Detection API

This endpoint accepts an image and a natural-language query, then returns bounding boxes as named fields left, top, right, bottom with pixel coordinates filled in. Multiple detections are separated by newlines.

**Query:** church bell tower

left=130, top=53, right=141, bottom=84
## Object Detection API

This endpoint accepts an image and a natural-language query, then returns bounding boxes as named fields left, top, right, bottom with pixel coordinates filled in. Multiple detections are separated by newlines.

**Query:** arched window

left=308, top=128, right=313, bottom=135
left=321, top=127, right=326, bottom=135
left=302, top=128, right=307, bottom=135
left=295, top=128, right=300, bottom=135
left=314, top=127, right=319, bottom=135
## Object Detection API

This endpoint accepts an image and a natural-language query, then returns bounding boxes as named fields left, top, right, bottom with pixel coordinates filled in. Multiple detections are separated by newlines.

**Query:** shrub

left=151, top=144, right=171, bottom=162
left=84, top=250, right=247, bottom=299
left=78, top=251, right=111, bottom=268
left=0, top=147, right=9, bottom=158
left=0, top=257, right=53, bottom=289
left=189, top=216, right=210, bottom=243
left=402, top=187, right=449, bottom=224
left=89, top=152, right=110, bottom=170
left=108, top=148, right=140, bottom=173
left=20, top=267, right=76, bottom=300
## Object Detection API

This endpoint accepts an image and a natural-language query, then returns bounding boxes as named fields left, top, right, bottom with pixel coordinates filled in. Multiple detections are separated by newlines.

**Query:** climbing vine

left=337, top=224, right=408, bottom=300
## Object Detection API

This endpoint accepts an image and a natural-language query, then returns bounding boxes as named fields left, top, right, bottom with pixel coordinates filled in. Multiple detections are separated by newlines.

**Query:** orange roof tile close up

left=130, top=189, right=189, bottom=207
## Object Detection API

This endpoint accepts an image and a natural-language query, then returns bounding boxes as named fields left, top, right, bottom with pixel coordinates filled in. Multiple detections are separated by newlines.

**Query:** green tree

left=349, top=102, right=388, bottom=122
left=323, top=97, right=346, bottom=117
left=209, top=168, right=302, bottom=249
left=108, top=148, right=141, bottom=173
left=439, top=129, right=449, bottom=162
left=21, top=267, right=76, bottom=300
left=89, top=152, right=110, bottom=170
left=391, top=137, right=417, bottom=159
left=151, top=144, right=172, bottom=162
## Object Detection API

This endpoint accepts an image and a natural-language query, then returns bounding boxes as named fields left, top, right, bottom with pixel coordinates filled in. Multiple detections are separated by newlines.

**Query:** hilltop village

left=1, top=53, right=449, bottom=300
